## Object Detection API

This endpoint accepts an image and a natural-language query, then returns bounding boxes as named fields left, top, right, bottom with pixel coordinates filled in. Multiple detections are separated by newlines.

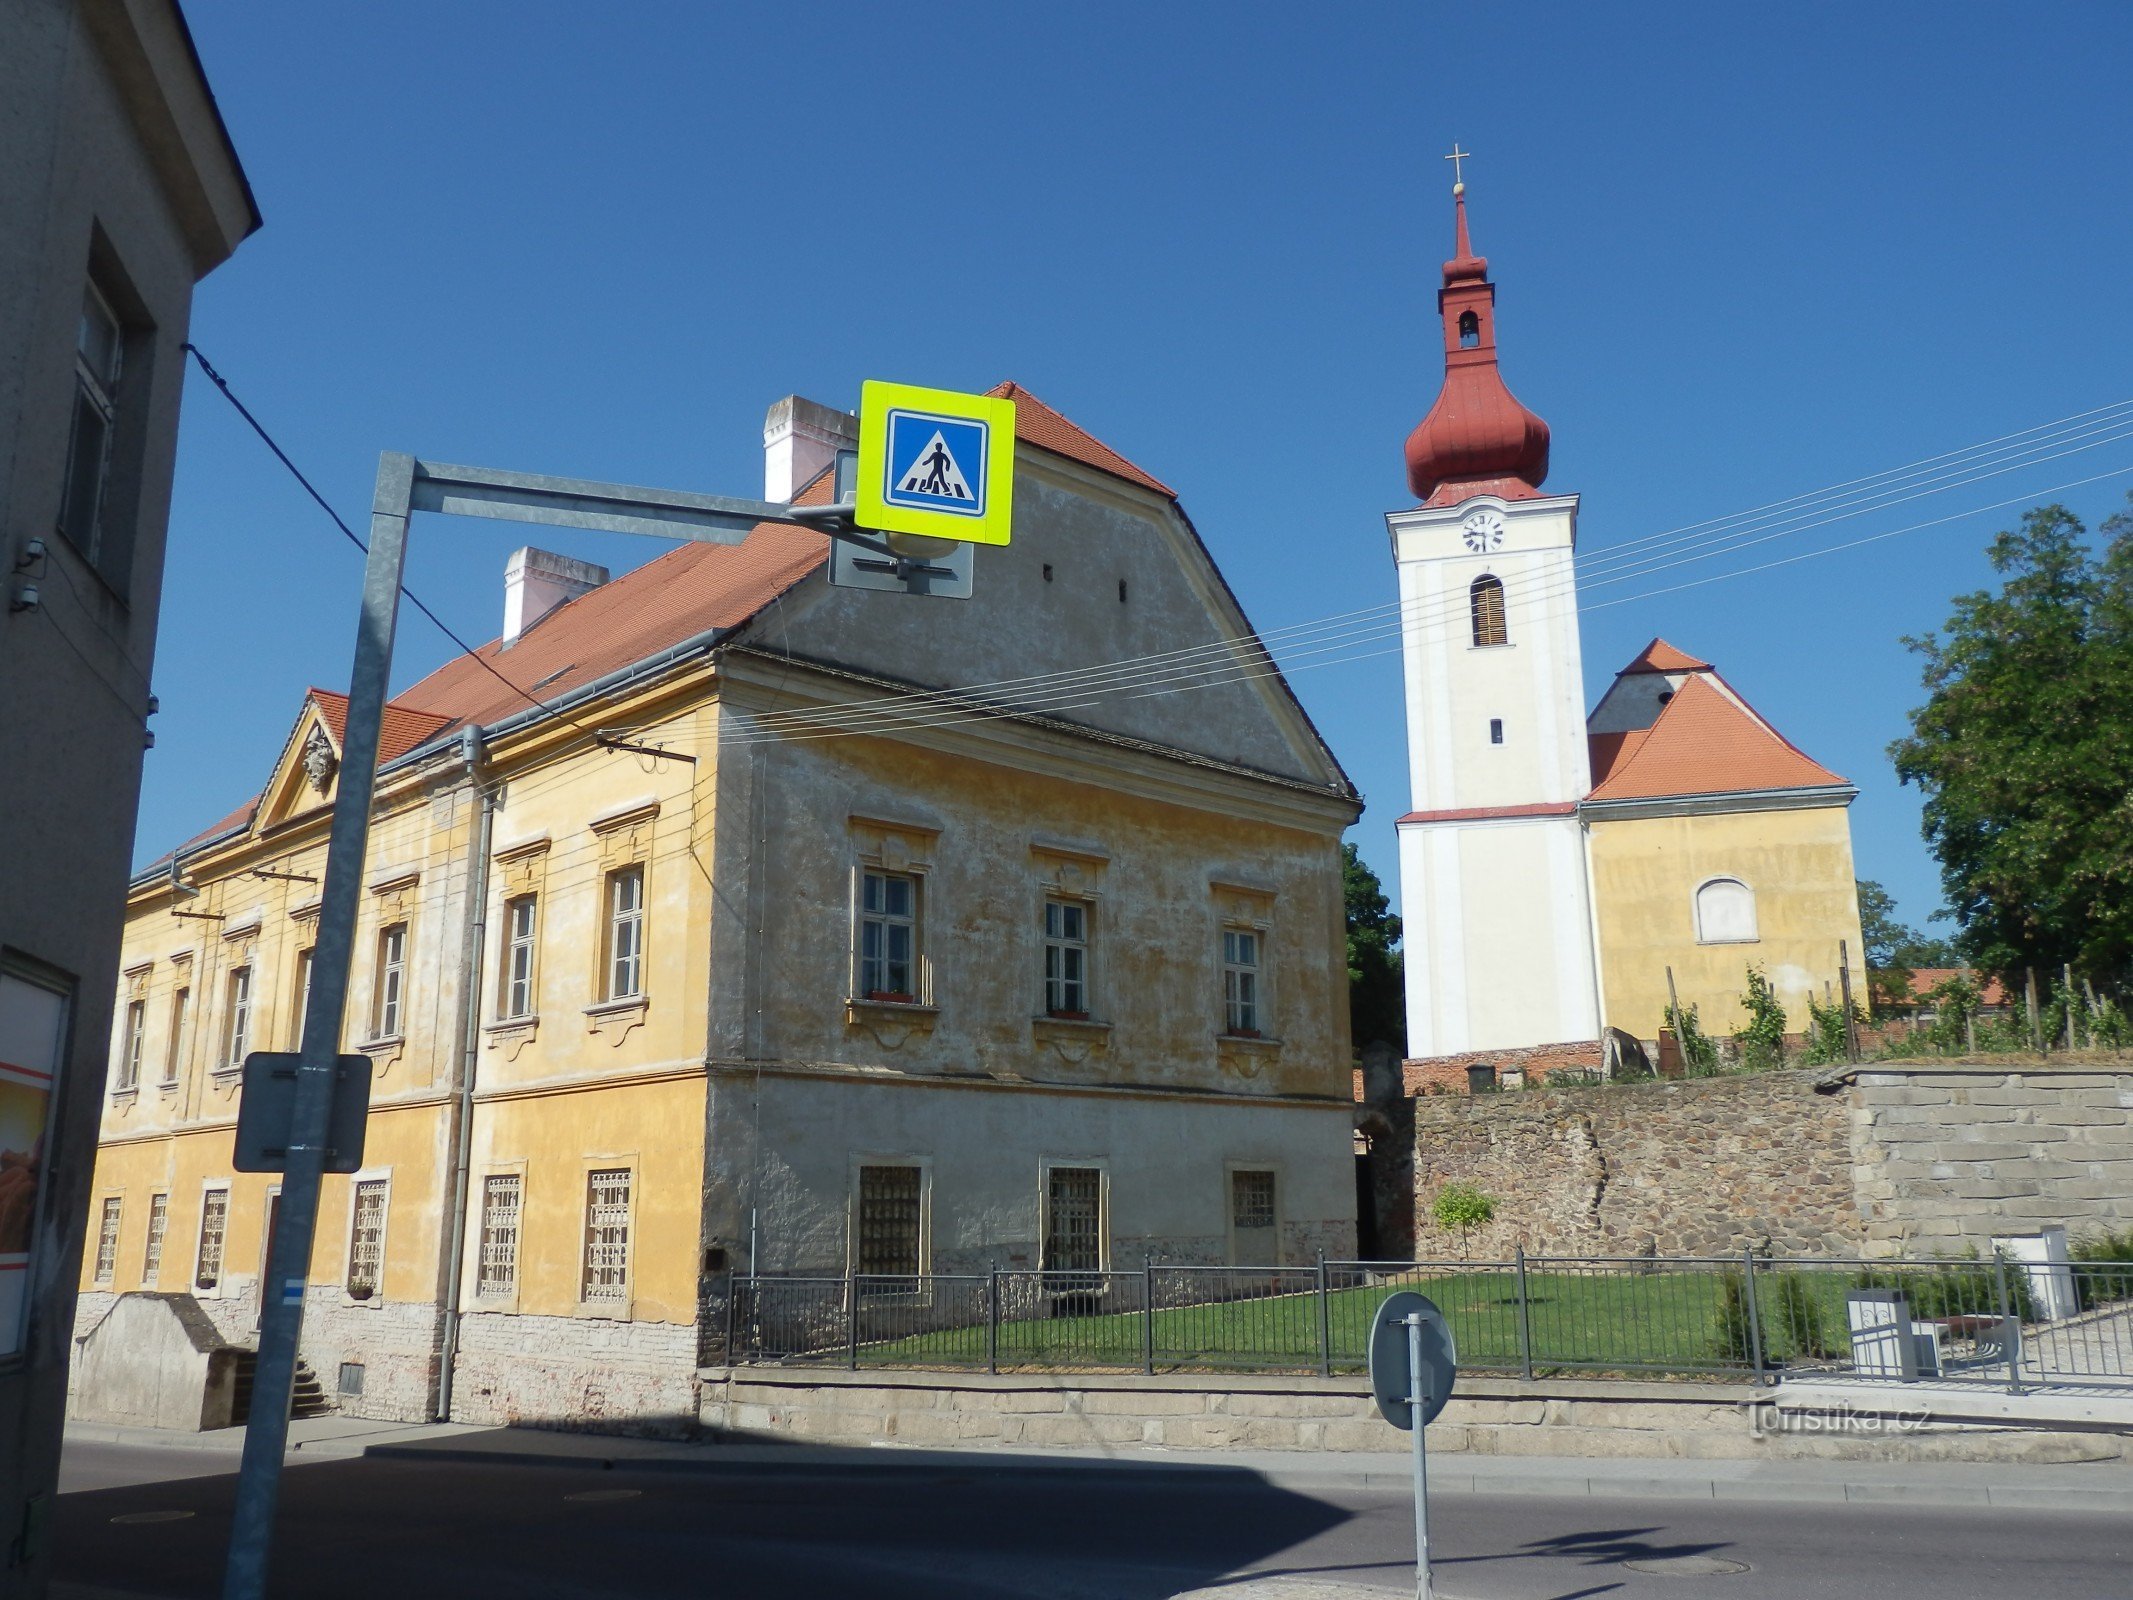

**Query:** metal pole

left=1408, top=1313, right=1434, bottom=1600
left=1514, top=1245, right=1534, bottom=1382
left=1994, top=1249, right=2024, bottom=1396
left=1740, top=1250, right=1767, bottom=1382
left=986, top=1265, right=999, bottom=1376
left=723, top=1268, right=738, bottom=1365
left=221, top=453, right=412, bottom=1600
left=1142, top=1257, right=1155, bottom=1376
left=1838, top=939, right=1860, bottom=1064
left=1315, top=1253, right=1331, bottom=1379
left=846, top=1267, right=859, bottom=1371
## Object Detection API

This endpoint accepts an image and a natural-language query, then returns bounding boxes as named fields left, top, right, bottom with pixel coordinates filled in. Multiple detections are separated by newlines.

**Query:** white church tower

left=1390, top=175, right=1604, bottom=1079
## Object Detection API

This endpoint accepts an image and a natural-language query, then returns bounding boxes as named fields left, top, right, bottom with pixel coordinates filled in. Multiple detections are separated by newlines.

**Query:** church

left=1389, top=178, right=1866, bottom=1087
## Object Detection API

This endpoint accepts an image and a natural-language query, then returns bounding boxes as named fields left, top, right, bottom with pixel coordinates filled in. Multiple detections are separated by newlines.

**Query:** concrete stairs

left=231, top=1351, right=335, bottom=1424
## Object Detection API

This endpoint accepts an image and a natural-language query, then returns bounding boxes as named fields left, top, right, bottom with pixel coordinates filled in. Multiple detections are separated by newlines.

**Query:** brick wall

left=1409, top=1069, right=1858, bottom=1258
left=1403, top=1039, right=1604, bottom=1096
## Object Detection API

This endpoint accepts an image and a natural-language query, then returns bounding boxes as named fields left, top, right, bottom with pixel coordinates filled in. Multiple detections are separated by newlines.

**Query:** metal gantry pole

left=221, top=453, right=412, bottom=1600
left=1408, top=1313, right=1434, bottom=1600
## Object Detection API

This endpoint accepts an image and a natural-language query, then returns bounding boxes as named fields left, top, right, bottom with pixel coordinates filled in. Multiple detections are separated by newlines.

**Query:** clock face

left=1461, top=510, right=1505, bottom=552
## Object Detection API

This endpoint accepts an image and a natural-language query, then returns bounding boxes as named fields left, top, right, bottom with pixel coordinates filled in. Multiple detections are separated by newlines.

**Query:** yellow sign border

left=854, top=380, right=1016, bottom=547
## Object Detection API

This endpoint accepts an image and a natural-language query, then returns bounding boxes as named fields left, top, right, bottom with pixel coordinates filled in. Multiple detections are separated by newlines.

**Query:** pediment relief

left=256, top=704, right=342, bottom=834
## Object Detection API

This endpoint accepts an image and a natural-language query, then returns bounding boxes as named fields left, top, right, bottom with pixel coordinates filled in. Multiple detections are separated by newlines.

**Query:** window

left=1043, top=899, right=1090, bottom=1018
left=858, top=870, right=918, bottom=1001
left=164, top=986, right=189, bottom=1083
left=1458, top=309, right=1480, bottom=349
left=1489, top=717, right=1504, bottom=746
left=222, top=967, right=252, bottom=1069
left=603, top=870, right=644, bottom=1001
left=346, top=1179, right=387, bottom=1299
left=117, top=998, right=145, bottom=1090
left=196, top=1188, right=228, bottom=1289
left=1230, top=1170, right=1278, bottom=1265
left=142, top=1193, right=169, bottom=1284
left=373, top=924, right=407, bottom=1038
left=1043, top=1166, right=1104, bottom=1275
left=1470, top=574, right=1508, bottom=647
left=581, top=1167, right=632, bottom=1304
left=94, top=1197, right=121, bottom=1284
left=291, top=948, right=314, bottom=1048
left=477, top=1174, right=522, bottom=1299
left=57, top=282, right=126, bottom=584
left=499, top=895, right=538, bottom=1018
left=1695, top=877, right=1759, bottom=945
left=855, top=1165, right=923, bottom=1290
left=1223, top=929, right=1261, bottom=1036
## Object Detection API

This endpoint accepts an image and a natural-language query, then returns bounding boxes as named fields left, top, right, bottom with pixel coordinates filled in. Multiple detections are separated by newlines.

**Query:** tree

left=1430, top=1184, right=1496, bottom=1259
left=1889, top=496, right=2133, bottom=989
left=1856, top=877, right=1960, bottom=1010
left=1343, top=843, right=1405, bottom=1054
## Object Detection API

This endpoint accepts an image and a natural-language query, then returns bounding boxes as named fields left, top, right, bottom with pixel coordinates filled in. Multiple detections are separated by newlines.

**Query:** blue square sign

left=883, top=409, right=989, bottom=520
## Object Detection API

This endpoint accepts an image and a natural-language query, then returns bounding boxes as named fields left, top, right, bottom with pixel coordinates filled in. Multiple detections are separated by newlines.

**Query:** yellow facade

left=1588, top=802, right=1868, bottom=1042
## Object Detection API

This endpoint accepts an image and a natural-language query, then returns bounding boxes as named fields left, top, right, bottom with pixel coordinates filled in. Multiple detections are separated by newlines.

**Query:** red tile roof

left=308, top=690, right=455, bottom=764
left=987, top=382, right=1175, bottom=498
left=1584, top=728, right=1651, bottom=789
left=1616, top=637, right=1712, bottom=675
left=1903, top=967, right=2010, bottom=1007
left=1584, top=673, right=1848, bottom=801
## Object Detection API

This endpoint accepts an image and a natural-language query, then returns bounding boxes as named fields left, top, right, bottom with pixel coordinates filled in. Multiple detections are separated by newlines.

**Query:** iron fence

left=713, top=1250, right=2133, bottom=1392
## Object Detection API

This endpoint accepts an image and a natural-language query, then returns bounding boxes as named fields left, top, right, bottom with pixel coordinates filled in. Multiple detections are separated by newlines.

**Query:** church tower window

left=1458, top=310, right=1479, bottom=349
left=1470, top=575, right=1508, bottom=647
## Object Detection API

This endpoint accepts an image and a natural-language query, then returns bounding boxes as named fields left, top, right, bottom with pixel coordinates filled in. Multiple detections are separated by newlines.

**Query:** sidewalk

left=64, top=1414, right=2133, bottom=1513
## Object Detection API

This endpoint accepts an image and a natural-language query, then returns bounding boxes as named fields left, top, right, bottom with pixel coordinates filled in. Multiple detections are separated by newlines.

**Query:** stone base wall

left=1410, top=1068, right=1857, bottom=1258
left=698, top=1367, right=2129, bottom=1464
left=449, top=1310, right=699, bottom=1436
left=1404, top=1040, right=1604, bottom=1097
left=294, top=1294, right=442, bottom=1422
left=1846, top=1062, right=2133, bottom=1252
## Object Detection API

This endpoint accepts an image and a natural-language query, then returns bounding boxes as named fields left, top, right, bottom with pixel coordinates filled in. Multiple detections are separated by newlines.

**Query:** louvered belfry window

left=1470, top=574, right=1508, bottom=647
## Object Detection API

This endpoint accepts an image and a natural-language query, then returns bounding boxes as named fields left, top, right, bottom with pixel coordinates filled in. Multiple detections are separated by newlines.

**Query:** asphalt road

left=53, top=1439, right=2133, bottom=1600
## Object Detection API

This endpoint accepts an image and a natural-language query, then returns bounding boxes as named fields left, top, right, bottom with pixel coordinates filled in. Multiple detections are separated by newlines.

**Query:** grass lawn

left=846, top=1266, right=1870, bottom=1377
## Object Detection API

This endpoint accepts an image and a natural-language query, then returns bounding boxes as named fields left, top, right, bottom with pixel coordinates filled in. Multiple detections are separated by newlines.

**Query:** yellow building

left=74, top=388, right=1362, bottom=1428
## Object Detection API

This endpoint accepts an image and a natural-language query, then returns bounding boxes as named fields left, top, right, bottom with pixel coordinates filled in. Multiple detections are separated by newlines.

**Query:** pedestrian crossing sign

left=855, top=380, right=1016, bottom=547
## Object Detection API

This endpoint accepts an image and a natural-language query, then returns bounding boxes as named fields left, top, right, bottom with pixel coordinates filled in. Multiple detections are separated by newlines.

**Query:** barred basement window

left=1231, top=1170, right=1276, bottom=1231
left=478, top=1174, right=522, bottom=1298
left=1044, top=1166, right=1104, bottom=1274
left=346, top=1180, right=387, bottom=1299
left=855, top=1165, right=922, bottom=1291
left=143, top=1192, right=169, bottom=1284
left=196, top=1189, right=228, bottom=1289
left=581, top=1168, right=632, bottom=1303
left=94, top=1197, right=122, bottom=1284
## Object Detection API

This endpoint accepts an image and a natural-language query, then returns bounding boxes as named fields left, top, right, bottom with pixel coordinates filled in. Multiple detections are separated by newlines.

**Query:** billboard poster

left=0, top=968, right=68, bottom=1358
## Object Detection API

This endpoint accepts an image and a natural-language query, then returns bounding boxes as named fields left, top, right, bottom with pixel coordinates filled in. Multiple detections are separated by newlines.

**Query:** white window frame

left=475, top=1168, right=525, bottom=1306
left=164, top=983, right=190, bottom=1085
left=1222, top=926, right=1264, bottom=1037
left=344, top=1173, right=390, bottom=1305
left=603, top=869, right=645, bottom=1002
left=1693, top=876, right=1760, bottom=945
left=116, top=998, right=145, bottom=1091
left=499, top=894, right=539, bottom=1019
left=57, top=281, right=123, bottom=569
left=142, top=1191, right=169, bottom=1286
left=222, top=967, right=252, bottom=1070
left=856, top=868, right=921, bottom=1003
left=93, top=1195, right=122, bottom=1285
left=194, top=1184, right=230, bottom=1295
left=1042, top=897, right=1092, bottom=1019
left=372, top=923, right=408, bottom=1039
left=579, top=1164, right=634, bottom=1311
left=291, top=947, right=315, bottom=1049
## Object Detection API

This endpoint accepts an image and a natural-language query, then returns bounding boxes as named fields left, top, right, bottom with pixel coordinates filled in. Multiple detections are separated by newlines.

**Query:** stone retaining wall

left=697, top=1366, right=2128, bottom=1463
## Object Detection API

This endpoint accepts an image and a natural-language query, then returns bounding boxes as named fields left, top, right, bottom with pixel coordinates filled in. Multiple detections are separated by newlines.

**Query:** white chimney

left=502, top=547, right=608, bottom=646
left=763, top=395, right=857, bottom=502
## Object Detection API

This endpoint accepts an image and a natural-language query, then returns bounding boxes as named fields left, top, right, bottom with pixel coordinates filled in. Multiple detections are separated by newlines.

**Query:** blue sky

left=151, top=1, right=2133, bottom=936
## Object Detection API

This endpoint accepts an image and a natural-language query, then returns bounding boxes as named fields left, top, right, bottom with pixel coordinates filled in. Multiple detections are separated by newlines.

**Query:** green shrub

left=1430, top=1184, right=1496, bottom=1258
left=1732, top=966, right=1788, bottom=1071
left=1767, top=1271, right=1841, bottom=1359
left=2070, top=1227, right=2133, bottom=1313
left=1801, top=993, right=1858, bottom=1066
left=1712, top=1270, right=1756, bottom=1364
left=1854, top=1255, right=2035, bottom=1324
left=1666, top=1001, right=1720, bottom=1076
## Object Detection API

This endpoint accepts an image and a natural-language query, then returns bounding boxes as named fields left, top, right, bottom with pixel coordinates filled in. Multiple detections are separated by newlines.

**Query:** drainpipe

left=434, top=728, right=493, bottom=1421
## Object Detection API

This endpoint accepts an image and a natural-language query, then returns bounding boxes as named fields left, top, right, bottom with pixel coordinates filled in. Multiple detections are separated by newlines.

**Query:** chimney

left=763, top=395, right=857, bottom=502
left=502, top=547, right=608, bottom=646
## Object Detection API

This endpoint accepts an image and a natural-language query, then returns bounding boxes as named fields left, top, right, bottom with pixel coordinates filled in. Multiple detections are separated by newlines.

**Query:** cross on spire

left=1444, top=143, right=1471, bottom=190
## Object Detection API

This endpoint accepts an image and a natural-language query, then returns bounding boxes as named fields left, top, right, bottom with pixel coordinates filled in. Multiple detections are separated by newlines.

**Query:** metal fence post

left=723, top=1271, right=738, bottom=1366
left=1740, top=1250, right=1768, bottom=1382
left=846, top=1268, right=859, bottom=1371
left=986, top=1265, right=999, bottom=1376
left=1315, top=1253, right=1331, bottom=1379
left=1514, top=1246, right=1535, bottom=1382
left=1994, top=1249, right=2024, bottom=1395
left=1142, top=1258, right=1156, bottom=1375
